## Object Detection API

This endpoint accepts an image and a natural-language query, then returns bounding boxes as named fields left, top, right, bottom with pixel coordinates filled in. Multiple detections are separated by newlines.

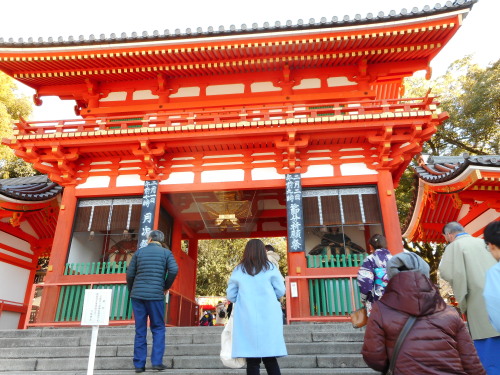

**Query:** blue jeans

left=474, top=336, right=500, bottom=375
left=131, top=298, right=166, bottom=368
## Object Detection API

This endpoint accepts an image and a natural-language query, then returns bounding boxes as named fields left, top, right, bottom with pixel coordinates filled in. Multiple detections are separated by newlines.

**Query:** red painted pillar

left=188, top=238, right=199, bottom=298
left=37, top=185, right=78, bottom=323
left=377, top=170, right=403, bottom=253
left=287, top=251, right=309, bottom=319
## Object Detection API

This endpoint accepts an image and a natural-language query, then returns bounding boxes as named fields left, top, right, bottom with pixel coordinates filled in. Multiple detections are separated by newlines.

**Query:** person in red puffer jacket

left=362, top=252, right=485, bottom=375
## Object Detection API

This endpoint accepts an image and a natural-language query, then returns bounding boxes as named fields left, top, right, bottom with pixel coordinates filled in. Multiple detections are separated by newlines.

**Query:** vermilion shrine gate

left=403, top=154, right=500, bottom=242
left=0, top=1, right=475, bottom=328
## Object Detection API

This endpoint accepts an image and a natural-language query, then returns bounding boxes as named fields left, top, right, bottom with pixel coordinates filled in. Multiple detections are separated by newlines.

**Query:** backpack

left=200, top=313, right=211, bottom=326
left=218, top=309, right=226, bottom=319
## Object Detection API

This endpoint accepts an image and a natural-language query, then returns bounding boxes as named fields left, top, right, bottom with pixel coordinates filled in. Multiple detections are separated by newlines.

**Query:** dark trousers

left=131, top=298, right=166, bottom=368
left=246, top=357, right=281, bottom=375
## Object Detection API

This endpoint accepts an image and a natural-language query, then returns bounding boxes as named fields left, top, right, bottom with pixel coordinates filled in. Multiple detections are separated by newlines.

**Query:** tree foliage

left=397, top=57, right=500, bottom=284
left=405, top=56, right=500, bottom=156
left=0, top=72, right=37, bottom=179
left=196, top=237, right=288, bottom=296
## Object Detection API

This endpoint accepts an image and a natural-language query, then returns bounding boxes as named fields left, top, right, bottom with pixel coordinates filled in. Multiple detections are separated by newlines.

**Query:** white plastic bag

left=220, top=315, right=246, bottom=368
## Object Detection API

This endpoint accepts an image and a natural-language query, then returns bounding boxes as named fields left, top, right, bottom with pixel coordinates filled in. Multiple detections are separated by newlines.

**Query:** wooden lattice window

left=73, top=198, right=143, bottom=233
left=302, top=187, right=381, bottom=226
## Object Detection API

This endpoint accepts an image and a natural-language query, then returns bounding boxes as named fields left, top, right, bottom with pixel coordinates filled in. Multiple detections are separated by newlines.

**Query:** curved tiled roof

left=0, top=0, right=476, bottom=48
left=0, top=175, right=62, bottom=201
left=413, top=154, right=500, bottom=183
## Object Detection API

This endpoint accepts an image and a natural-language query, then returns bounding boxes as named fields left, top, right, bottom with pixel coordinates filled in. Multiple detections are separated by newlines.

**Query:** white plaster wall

left=116, top=175, right=144, bottom=187
left=170, top=87, right=200, bottom=98
left=0, top=263, right=29, bottom=303
left=161, top=172, right=195, bottom=185
left=252, top=168, right=286, bottom=181
left=327, top=77, right=357, bottom=87
left=67, top=232, right=105, bottom=264
left=251, top=82, right=281, bottom=92
left=132, top=90, right=159, bottom=100
left=206, top=84, right=244, bottom=96
left=340, top=163, right=377, bottom=176
left=0, top=311, right=20, bottom=329
left=293, top=78, right=321, bottom=90
left=465, top=209, right=500, bottom=237
left=201, top=169, right=244, bottom=183
left=0, top=249, right=31, bottom=262
left=457, top=204, right=471, bottom=221
left=0, top=230, right=31, bottom=254
left=19, top=220, right=37, bottom=238
left=100, top=92, right=127, bottom=102
left=77, top=176, right=111, bottom=189
left=301, top=165, right=334, bottom=178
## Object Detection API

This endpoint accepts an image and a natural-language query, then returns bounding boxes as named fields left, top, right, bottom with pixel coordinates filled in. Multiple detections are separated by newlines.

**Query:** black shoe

left=135, top=368, right=145, bottom=373
left=152, top=364, right=167, bottom=371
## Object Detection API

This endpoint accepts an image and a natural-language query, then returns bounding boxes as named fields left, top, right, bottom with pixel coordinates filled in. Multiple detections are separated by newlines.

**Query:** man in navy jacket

left=126, top=230, right=178, bottom=373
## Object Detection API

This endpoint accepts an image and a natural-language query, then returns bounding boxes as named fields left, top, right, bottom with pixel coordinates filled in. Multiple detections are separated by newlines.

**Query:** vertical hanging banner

left=286, top=173, right=305, bottom=253
left=137, top=180, right=159, bottom=249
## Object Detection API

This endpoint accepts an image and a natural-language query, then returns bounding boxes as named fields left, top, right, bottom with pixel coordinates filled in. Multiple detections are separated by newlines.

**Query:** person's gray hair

left=148, top=230, right=165, bottom=243
left=387, top=252, right=430, bottom=279
left=442, top=221, right=464, bottom=235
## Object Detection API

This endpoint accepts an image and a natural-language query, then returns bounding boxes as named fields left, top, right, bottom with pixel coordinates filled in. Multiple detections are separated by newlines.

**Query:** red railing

left=13, top=96, right=437, bottom=137
left=285, top=273, right=362, bottom=324
left=24, top=281, right=198, bottom=329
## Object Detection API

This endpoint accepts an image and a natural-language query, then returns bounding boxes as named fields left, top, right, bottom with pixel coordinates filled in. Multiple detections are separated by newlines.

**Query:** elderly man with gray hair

left=439, top=221, right=499, bottom=373
left=126, top=230, right=179, bottom=373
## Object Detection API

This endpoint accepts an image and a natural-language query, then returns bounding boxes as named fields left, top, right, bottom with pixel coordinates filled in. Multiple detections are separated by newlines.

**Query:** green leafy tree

left=405, top=56, right=500, bottom=156
left=397, top=57, right=500, bottom=283
left=196, top=237, right=288, bottom=296
left=0, top=72, right=37, bottom=178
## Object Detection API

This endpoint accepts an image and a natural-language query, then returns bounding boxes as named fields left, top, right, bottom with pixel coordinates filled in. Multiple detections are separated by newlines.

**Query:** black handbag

left=384, top=315, right=417, bottom=375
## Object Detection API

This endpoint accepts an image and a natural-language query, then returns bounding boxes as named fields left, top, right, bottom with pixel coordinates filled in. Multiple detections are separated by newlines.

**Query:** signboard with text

left=286, top=173, right=305, bottom=253
left=137, top=180, right=159, bottom=249
left=81, top=289, right=112, bottom=326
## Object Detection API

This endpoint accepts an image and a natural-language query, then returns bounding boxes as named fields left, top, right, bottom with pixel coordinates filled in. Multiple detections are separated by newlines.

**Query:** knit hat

left=387, top=252, right=430, bottom=279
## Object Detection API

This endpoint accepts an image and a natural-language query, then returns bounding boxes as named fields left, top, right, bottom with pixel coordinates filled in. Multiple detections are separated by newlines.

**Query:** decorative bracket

left=275, top=131, right=309, bottom=173
left=9, top=212, right=23, bottom=227
left=132, top=139, right=166, bottom=179
left=33, top=92, right=43, bottom=106
left=275, top=63, right=295, bottom=96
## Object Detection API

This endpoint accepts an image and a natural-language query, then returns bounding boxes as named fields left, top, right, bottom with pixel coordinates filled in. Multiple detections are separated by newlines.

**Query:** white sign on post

left=81, top=289, right=112, bottom=326
left=81, top=289, right=113, bottom=375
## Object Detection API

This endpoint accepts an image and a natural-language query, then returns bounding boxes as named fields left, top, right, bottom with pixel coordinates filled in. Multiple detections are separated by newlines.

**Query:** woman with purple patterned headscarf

left=356, top=234, right=392, bottom=316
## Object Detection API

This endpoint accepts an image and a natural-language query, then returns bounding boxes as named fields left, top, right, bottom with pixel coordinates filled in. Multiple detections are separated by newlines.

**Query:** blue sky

left=1, top=0, right=498, bottom=121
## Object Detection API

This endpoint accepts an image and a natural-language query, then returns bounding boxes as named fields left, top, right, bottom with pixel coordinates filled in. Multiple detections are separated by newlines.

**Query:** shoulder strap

left=387, top=316, right=417, bottom=375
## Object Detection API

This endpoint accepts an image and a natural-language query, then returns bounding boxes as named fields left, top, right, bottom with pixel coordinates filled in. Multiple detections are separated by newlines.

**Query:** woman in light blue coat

left=226, top=239, right=287, bottom=375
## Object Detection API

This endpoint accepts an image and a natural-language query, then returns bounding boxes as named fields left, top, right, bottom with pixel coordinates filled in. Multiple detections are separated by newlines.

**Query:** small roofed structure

left=0, top=175, right=62, bottom=328
left=403, top=154, right=500, bottom=243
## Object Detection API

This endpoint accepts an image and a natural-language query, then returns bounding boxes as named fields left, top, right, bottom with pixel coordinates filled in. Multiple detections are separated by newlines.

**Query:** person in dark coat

left=362, top=252, right=485, bottom=375
left=126, top=230, right=178, bottom=373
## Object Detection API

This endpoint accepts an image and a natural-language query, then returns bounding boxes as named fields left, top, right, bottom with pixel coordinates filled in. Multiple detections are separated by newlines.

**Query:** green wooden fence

left=306, top=254, right=366, bottom=316
left=55, top=283, right=133, bottom=322
left=306, top=253, right=367, bottom=268
left=308, top=277, right=363, bottom=316
left=64, top=261, right=128, bottom=275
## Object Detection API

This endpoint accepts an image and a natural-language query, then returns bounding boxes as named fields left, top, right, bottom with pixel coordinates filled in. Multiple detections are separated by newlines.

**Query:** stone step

left=0, top=323, right=363, bottom=338
left=0, top=324, right=375, bottom=374
left=0, top=369, right=377, bottom=375
left=0, top=354, right=369, bottom=372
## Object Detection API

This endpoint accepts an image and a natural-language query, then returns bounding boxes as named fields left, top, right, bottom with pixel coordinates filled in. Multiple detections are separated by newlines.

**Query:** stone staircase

left=0, top=323, right=379, bottom=374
